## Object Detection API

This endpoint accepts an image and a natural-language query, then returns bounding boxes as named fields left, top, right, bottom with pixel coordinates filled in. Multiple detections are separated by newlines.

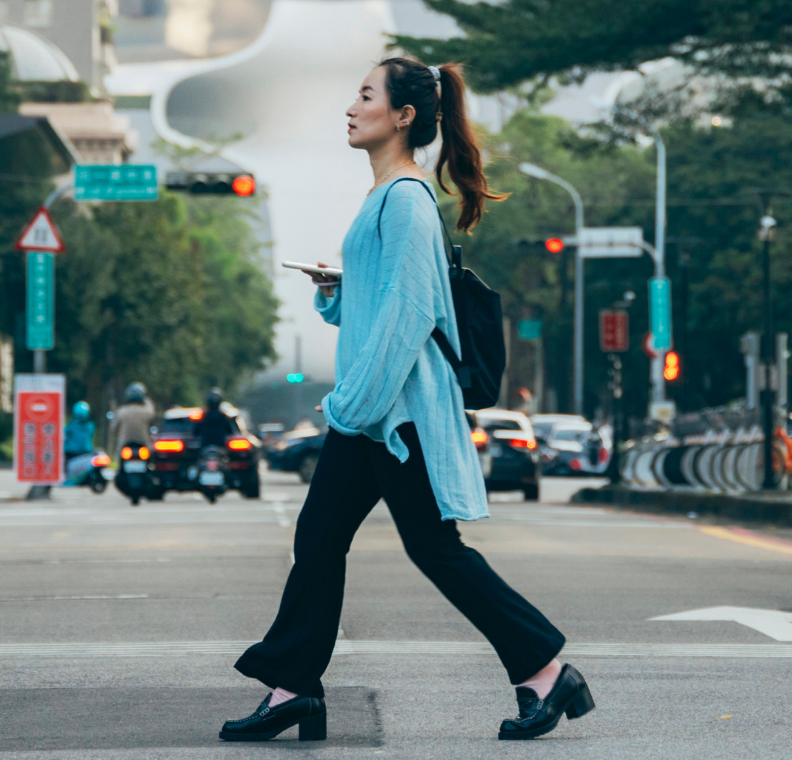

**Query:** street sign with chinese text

left=649, top=277, right=673, bottom=351
left=14, top=207, right=65, bottom=253
left=599, top=309, right=629, bottom=352
left=26, top=252, right=54, bottom=350
left=14, top=373, right=65, bottom=483
left=74, top=164, right=158, bottom=201
left=517, top=319, right=543, bottom=341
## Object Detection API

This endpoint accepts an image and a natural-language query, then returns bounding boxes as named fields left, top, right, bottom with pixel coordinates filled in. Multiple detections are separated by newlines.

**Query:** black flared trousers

left=235, top=423, right=565, bottom=698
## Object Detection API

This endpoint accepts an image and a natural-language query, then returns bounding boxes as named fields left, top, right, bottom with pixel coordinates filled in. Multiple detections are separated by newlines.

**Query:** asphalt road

left=1, top=467, right=791, bottom=759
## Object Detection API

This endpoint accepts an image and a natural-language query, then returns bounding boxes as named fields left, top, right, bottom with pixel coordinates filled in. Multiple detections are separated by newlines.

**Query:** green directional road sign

left=518, top=319, right=543, bottom=341
left=74, top=164, right=158, bottom=201
left=649, top=277, right=672, bottom=351
left=27, top=252, right=54, bottom=350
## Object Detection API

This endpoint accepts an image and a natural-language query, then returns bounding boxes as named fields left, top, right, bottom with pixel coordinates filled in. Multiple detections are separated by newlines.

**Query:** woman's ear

left=399, top=104, right=416, bottom=128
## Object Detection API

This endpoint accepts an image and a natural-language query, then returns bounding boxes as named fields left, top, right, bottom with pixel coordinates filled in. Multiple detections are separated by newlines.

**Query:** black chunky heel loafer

left=498, top=664, right=595, bottom=740
left=219, top=692, right=327, bottom=742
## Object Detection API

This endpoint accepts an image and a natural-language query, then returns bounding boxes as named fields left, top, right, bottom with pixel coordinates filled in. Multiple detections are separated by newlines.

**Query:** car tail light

left=569, top=458, right=582, bottom=471
left=139, top=446, right=150, bottom=460
left=599, top=446, right=609, bottom=463
left=91, top=454, right=111, bottom=467
left=120, top=447, right=132, bottom=460
left=509, top=438, right=537, bottom=450
left=154, top=440, right=184, bottom=453
left=471, top=430, right=488, bottom=450
left=228, top=438, right=252, bottom=451
left=188, top=409, right=203, bottom=421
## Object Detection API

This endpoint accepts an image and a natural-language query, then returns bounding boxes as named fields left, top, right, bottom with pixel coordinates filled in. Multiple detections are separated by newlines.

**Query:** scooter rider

left=111, top=382, right=155, bottom=455
left=197, top=387, right=234, bottom=448
left=64, top=401, right=95, bottom=462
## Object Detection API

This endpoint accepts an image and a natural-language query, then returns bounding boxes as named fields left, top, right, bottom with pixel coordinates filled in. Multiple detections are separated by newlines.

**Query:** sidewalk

left=572, top=483, right=792, bottom=527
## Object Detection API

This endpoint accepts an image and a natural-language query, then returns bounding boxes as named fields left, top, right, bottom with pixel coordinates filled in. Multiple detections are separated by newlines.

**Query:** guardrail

left=621, top=407, right=791, bottom=492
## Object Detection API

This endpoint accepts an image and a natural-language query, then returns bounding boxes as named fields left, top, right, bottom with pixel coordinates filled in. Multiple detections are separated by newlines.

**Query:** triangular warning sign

left=14, top=207, right=66, bottom=253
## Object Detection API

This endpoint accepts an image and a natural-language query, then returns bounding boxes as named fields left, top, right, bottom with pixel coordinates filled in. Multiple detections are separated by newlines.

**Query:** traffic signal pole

left=650, top=133, right=667, bottom=404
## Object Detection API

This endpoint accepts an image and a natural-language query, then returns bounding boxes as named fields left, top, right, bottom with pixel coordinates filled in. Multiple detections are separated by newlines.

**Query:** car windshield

left=482, top=419, right=522, bottom=431
left=531, top=422, right=554, bottom=438
left=552, top=425, right=591, bottom=441
left=160, top=416, right=241, bottom=436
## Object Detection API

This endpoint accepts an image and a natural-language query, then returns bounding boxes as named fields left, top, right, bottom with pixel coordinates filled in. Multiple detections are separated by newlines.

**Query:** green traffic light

left=286, top=373, right=304, bottom=383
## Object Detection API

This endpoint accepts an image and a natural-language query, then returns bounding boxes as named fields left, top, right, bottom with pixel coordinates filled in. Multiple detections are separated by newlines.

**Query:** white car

left=531, top=414, right=611, bottom=476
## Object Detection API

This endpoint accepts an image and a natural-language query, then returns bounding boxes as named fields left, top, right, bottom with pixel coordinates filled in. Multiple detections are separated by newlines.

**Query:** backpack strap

left=377, top=177, right=462, bottom=270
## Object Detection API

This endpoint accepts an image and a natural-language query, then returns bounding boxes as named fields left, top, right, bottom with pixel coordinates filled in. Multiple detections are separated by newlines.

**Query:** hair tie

left=428, top=66, right=441, bottom=82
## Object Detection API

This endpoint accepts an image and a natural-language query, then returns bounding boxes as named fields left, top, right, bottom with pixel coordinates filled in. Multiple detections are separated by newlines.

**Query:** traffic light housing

left=663, top=351, right=680, bottom=381
left=165, top=171, right=256, bottom=196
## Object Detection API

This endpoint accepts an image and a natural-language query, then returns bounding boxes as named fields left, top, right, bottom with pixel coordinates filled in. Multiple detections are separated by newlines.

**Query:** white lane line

left=0, top=595, right=149, bottom=602
left=0, top=640, right=790, bottom=658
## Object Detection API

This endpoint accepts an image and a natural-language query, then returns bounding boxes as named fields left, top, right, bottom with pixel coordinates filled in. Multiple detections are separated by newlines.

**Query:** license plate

left=489, top=444, right=502, bottom=458
left=199, top=472, right=224, bottom=486
left=124, top=460, right=147, bottom=473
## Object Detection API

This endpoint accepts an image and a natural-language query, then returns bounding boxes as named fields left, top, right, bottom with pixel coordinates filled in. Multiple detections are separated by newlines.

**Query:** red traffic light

left=232, top=176, right=256, bottom=196
left=663, top=351, right=680, bottom=381
left=545, top=237, right=564, bottom=253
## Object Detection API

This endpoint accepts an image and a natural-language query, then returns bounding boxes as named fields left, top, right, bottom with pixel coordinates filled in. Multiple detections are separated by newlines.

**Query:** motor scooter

left=196, top=445, right=228, bottom=503
left=114, top=442, right=152, bottom=506
left=64, top=451, right=113, bottom=493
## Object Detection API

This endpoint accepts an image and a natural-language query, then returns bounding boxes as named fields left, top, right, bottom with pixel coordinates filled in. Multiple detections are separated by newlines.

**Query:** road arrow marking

left=650, top=606, right=792, bottom=641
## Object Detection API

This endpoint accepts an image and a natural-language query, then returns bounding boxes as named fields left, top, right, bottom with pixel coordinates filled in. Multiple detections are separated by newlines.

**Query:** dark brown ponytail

left=436, top=63, right=508, bottom=233
left=379, top=57, right=507, bottom=233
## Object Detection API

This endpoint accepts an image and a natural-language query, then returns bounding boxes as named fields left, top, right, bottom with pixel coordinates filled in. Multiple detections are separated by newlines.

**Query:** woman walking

left=220, top=57, right=595, bottom=743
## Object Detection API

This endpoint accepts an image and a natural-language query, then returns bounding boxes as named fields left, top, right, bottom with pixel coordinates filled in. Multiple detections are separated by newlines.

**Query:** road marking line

left=0, top=641, right=791, bottom=658
left=0, top=594, right=149, bottom=602
left=700, top=526, right=792, bottom=555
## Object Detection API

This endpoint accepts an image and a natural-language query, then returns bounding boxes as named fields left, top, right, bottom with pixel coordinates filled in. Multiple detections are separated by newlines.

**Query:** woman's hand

left=315, top=405, right=322, bottom=412
left=302, top=262, right=339, bottom=298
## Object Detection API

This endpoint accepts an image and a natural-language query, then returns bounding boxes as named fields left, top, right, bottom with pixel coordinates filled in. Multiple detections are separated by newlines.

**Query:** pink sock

left=269, top=687, right=298, bottom=707
left=516, top=658, right=562, bottom=699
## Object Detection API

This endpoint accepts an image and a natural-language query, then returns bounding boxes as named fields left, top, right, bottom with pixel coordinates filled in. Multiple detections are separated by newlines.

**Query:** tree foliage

left=395, top=1, right=792, bottom=95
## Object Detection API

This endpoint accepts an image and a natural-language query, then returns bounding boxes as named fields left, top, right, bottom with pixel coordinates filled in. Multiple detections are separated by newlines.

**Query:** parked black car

left=471, top=409, right=541, bottom=500
left=266, top=427, right=326, bottom=482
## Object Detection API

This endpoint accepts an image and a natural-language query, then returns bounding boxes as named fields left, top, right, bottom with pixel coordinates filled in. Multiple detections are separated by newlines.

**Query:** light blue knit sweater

left=315, top=178, right=489, bottom=521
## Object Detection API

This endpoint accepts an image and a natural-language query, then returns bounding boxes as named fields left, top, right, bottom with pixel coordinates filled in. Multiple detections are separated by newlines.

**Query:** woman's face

left=346, top=66, right=404, bottom=150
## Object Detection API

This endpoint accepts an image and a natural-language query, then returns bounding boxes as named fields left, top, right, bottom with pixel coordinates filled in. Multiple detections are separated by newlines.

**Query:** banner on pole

left=14, top=374, right=65, bottom=483
left=26, top=252, right=55, bottom=350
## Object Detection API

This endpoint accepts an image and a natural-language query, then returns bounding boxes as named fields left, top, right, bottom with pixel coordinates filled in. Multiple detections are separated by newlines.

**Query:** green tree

left=395, top=1, right=792, bottom=97
left=49, top=193, right=278, bottom=413
left=440, top=110, right=656, bottom=416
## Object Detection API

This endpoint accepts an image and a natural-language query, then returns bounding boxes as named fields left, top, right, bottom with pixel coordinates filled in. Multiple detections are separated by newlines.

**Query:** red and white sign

left=14, top=374, right=65, bottom=483
left=599, top=309, right=629, bottom=352
left=14, top=207, right=66, bottom=253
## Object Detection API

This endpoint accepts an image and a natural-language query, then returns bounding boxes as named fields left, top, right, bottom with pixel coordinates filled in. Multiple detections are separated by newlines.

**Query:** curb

left=571, top=485, right=792, bottom=526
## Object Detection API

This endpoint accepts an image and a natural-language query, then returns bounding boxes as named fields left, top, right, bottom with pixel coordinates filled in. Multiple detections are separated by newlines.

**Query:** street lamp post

left=748, top=188, right=789, bottom=490
left=519, top=163, right=585, bottom=415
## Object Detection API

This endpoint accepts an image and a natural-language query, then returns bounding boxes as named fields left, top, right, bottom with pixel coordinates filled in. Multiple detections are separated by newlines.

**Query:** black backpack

left=378, top=178, right=506, bottom=410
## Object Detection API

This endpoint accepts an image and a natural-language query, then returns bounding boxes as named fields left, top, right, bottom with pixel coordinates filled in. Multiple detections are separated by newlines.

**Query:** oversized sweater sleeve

left=322, top=184, right=438, bottom=435
left=314, top=284, right=341, bottom=326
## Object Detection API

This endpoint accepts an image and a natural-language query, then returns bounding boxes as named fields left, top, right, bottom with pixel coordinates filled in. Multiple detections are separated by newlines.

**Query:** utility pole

left=650, top=133, right=667, bottom=405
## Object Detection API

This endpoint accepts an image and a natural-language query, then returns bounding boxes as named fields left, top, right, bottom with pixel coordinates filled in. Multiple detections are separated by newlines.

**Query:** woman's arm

left=322, top=184, right=438, bottom=434
left=314, top=285, right=342, bottom=326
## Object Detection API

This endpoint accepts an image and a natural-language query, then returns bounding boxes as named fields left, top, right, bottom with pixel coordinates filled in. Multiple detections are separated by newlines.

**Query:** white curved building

left=108, top=0, right=459, bottom=385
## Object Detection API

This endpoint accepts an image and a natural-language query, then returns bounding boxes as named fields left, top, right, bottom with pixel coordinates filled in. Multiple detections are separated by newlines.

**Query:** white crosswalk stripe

left=0, top=640, right=790, bottom=658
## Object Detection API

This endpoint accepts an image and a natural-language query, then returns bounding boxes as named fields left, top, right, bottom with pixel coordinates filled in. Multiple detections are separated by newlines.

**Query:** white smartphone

left=282, top=261, right=343, bottom=278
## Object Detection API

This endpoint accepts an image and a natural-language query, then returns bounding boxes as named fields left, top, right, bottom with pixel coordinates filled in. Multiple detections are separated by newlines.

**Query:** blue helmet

left=73, top=401, right=90, bottom=421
